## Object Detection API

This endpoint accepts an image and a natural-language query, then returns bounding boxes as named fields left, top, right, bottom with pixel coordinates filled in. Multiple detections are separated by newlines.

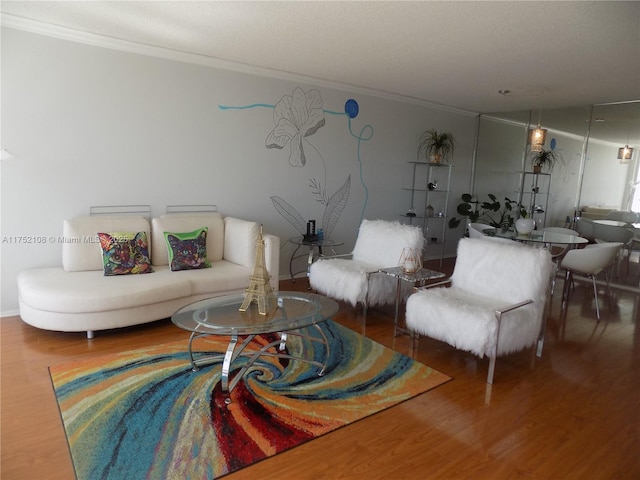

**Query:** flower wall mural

left=265, top=88, right=325, bottom=167
left=220, top=87, right=373, bottom=240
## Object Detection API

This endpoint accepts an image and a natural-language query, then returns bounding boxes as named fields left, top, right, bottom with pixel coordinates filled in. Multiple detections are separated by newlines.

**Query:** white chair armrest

left=495, top=299, right=533, bottom=316
left=317, top=252, right=354, bottom=260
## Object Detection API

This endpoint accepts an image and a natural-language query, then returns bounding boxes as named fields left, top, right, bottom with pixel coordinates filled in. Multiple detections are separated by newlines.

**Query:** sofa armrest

left=263, top=233, right=280, bottom=292
left=223, top=217, right=280, bottom=292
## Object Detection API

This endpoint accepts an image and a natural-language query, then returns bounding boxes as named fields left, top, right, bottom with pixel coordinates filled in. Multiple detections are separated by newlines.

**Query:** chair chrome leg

left=536, top=335, right=544, bottom=358
left=561, top=270, right=572, bottom=305
left=550, top=262, right=559, bottom=296
left=591, top=274, right=601, bottom=321
left=603, top=270, right=614, bottom=313
left=487, top=356, right=496, bottom=384
left=363, top=272, right=371, bottom=325
left=410, top=331, right=419, bottom=358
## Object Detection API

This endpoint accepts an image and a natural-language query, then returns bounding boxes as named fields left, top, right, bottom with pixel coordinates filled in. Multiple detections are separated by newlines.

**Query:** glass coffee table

left=172, top=291, right=338, bottom=403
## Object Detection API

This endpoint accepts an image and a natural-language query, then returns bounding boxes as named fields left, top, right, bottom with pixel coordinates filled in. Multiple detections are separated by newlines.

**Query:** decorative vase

left=515, top=218, right=535, bottom=235
left=533, top=164, right=542, bottom=174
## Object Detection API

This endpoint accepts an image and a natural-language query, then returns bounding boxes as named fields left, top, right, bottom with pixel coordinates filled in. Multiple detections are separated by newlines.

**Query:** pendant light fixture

left=530, top=90, right=547, bottom=153
left=618, top=124, right=635, bottom=164
left=618, top=145, right=634, bottom=163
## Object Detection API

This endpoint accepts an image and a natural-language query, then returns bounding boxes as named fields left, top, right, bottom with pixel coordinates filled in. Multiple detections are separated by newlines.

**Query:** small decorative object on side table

left=398, top=247, right=422, bottom=273
left=289, top=235, right=344, bottom=281
left=303, top=219, right=318, bottom=242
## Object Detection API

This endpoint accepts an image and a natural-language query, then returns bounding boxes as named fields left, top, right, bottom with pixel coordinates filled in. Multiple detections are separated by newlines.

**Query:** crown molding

left=1, top=13, right=477, bottom=117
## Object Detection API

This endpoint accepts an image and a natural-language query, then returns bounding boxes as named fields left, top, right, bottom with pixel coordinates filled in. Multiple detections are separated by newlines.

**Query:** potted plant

left=531, top=148, right=557, bottom=173
left=448, top=193, right=526, bottom=231
left=418, top=129, right=455, bottom=164
left=514, top=210, right=535, bottom=235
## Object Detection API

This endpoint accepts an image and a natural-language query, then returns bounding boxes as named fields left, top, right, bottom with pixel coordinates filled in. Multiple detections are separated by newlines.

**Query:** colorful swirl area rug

left=49, top=320, right=450, bottom=479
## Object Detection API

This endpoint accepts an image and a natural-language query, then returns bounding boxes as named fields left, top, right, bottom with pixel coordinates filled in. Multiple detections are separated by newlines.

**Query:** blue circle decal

left=345, top=99, right=359, bottom=119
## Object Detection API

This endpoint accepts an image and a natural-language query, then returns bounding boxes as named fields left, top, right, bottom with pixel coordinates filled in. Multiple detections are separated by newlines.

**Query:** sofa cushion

left=170, top=260, right=254, bottom=295
left=63, top=216, right=151, bottom=272
left=223, top=217, right=259, bottom=268
left=98, top=231, right=153, bottom=276
left=17, top=266, right=191, bottom=314
left=151, top=213, right=224, bottom=266
left=164, top=227, right=212, bottom=271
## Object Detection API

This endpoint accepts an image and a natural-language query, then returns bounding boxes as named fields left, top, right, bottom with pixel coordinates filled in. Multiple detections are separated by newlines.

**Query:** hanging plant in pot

left=531, top=148, right=557, bottom=173
left=418, top=129, right=456, bottom=164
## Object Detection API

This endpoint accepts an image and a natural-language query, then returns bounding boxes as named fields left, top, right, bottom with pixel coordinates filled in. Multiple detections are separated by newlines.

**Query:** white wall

left=1, top=27, right=478, bottom=315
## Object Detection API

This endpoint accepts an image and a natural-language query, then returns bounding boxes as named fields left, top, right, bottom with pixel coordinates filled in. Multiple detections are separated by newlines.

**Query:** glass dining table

left=486, top=229, right=589, bottom=247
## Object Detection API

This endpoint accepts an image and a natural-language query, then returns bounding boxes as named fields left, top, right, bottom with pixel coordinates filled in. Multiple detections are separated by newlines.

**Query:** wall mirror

left=474, top=100, right=640, bottom=289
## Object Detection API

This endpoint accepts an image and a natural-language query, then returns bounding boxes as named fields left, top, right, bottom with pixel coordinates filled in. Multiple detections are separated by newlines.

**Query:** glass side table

left=288, top=236, right=344, bottom=281
left=375, top=266, right=446, bottom=336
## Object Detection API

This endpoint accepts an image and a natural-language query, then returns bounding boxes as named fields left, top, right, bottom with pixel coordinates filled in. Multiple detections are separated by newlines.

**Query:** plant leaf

left=322, top=175, right=351, bottom=239
left=270, top=196, right=306, bottom=234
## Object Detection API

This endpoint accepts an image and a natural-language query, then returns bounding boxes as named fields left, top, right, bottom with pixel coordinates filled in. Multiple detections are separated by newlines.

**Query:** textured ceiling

left=2, top=1, right=639, bottom=115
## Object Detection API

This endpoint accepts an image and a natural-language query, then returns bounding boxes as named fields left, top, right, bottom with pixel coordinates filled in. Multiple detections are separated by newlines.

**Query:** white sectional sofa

left=17, top=212, right=280, bottom=338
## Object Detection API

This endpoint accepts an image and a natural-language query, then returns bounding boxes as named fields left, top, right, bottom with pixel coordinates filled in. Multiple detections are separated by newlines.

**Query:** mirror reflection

left=474, top=100, right=640, bottom=288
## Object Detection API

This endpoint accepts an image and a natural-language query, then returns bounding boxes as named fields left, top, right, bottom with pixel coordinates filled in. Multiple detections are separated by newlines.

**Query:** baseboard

left=1, top=309, right=20, bottom=318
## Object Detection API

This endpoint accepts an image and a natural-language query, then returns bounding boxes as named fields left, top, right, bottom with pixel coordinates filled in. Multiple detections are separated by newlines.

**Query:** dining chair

left=558, top=242, right=623, bottom=320
left=406, top=237, right=553, bottom=384
left=592, top=221, right=634, bottom=276
left=605, top=210, right=639, bottom=224
left=541, top=227, right=582, bottom=294
left=575, top=217, right=595, bottom=243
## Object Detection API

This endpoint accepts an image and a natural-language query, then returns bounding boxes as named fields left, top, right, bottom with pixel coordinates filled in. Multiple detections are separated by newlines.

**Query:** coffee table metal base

left=188, top=323, right=330, bottom=404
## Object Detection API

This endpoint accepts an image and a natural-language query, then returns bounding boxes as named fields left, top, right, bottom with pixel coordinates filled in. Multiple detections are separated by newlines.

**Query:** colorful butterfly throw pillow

left=164, top=227, right=211, bottom=271
left=98, top=232, right=153, bottom=276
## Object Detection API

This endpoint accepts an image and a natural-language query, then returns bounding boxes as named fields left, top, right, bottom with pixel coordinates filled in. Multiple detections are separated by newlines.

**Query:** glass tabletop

left=289, top=235, right=343, bottom=248
left=377, top=266, right=446, bottom=282
left=171, top=291, right=339, bottom=335
left=488, top=229, right=589, bottom=245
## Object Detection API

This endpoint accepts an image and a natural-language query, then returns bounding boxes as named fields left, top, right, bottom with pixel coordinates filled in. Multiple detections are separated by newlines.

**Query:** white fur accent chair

left=309, top=219, right=424, bottom=317
left=406, top=237, right=553, bottom=384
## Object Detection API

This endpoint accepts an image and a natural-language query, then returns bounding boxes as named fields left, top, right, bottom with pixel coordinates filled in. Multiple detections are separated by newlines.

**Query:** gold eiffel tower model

left=238, top=225, right=277, bottom=315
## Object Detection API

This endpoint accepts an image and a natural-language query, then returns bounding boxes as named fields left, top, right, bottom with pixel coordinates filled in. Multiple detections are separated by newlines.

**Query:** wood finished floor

left=2, top=260, right=639, bottom=479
